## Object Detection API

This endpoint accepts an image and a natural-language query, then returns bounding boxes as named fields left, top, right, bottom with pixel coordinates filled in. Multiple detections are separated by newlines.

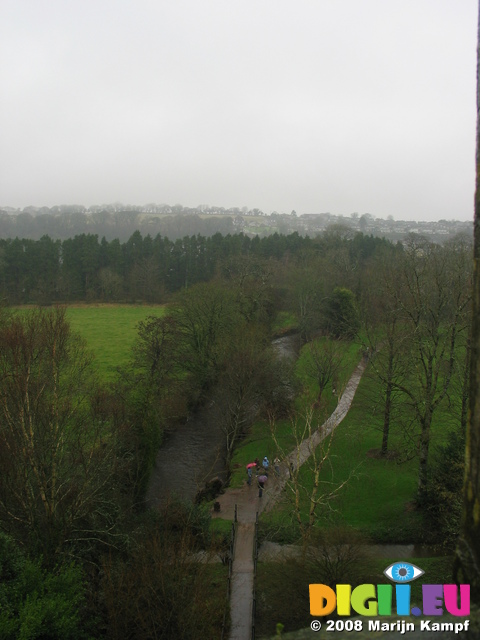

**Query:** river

left=145, top=333, right=301, bottom=508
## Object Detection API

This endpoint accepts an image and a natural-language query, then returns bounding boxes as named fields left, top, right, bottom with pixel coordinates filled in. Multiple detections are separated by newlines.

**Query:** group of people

left=246, top=456, right=281, bottom=497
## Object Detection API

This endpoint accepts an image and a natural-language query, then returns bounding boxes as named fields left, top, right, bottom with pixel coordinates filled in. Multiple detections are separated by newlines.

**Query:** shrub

left=421, top=429, right=465, bottom=548
left=0, top=533, right=87, bottom=640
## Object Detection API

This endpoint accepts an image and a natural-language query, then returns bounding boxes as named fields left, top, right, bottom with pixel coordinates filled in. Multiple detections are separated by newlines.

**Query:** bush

left=306, top=526, right=375, bottom=588
left=0, top=533, right=87, bottom=640
left=100, top=507, right=226, bottom=639
left=421, top=429, right=465, bottom=548
left=322, top=288, right=359, bottom=339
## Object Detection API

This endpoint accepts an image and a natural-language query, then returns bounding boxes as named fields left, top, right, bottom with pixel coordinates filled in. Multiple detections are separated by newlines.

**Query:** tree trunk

left=460, top=335, right=471, bottom=433
left=417, top=412, right=432, bottom=497
left=455, top=1, right=480, bottom=602
left=381, top=350, right=395, bottom=455
left=382, top=381, right=392, bottom=456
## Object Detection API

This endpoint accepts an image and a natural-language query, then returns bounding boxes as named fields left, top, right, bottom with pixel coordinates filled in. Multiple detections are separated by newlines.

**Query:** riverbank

left=145, top=333, right=301, bottom=507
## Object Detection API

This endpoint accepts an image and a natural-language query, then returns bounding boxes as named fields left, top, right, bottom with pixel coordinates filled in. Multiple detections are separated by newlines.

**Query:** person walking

left=274, top=457, right=280, bottom=477
left=257, top=474, right=267, bottom=498
left=247, top=466, right=253, bottom=486
left=262, top=456, right=269, bottom=473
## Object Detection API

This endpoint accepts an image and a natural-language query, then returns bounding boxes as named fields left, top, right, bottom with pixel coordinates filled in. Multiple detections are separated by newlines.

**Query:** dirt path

left=214, top=356, right=368, bottom=640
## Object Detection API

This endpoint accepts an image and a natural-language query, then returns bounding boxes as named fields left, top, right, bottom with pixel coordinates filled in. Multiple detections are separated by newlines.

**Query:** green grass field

left=65, top=305, right=166, bottom=380
left=259, top=354, right=462, bottom=544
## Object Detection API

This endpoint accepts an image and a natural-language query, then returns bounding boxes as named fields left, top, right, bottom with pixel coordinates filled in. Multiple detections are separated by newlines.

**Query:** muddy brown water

left=145, top=334, right=301, bottom=507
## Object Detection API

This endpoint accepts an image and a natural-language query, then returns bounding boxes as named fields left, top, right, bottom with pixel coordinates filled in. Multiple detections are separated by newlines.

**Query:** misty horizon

left=1, top=1, right=477, bottom=222
left=0, top=201, right=475, bottom=225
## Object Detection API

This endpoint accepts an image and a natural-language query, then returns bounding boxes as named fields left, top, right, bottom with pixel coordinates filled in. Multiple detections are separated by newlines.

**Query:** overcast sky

left=0, top=1, right=477, bottom=221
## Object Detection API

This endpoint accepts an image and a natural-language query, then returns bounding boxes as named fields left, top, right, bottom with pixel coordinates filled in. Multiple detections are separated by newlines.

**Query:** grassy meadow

left=258, top=361, right=461, bottom=544
left=66, top=305, right=166, bottom=380
left=14, top=305, right=166, bottom=381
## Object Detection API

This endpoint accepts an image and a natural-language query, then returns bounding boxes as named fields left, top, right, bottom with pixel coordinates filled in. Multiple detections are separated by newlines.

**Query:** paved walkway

left=214, top=356, right=367, bottom=640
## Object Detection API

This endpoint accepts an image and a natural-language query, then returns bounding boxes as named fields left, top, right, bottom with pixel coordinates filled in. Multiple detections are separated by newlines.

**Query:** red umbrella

left=246, top=462, right=257, bottom=469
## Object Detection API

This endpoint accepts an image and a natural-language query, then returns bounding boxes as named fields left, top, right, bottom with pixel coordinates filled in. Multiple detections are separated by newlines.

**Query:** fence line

left=221, top=504, right=238, bottom=640
left=251, top=511, right=259, bottom=640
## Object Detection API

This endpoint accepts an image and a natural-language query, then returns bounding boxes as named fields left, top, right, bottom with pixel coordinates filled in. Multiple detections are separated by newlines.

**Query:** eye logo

left=384, top=562, right=424, bottom=583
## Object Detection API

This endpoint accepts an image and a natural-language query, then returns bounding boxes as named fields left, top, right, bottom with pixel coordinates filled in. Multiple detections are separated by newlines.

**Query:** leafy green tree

left=98, top=267, right=123, bottom=301
left=173, top=282, right=240, bottom=394
left=131, top=313, right=187, bottom=430
left=3, top=239, right=33, bottom=303
left=29, top=235, right=61, bottom=304
left=111, top=314, right=189, bottom=500
left=0, top=533, right=87, bottom=639
left=322, top=287, right=359, bottom=339
left=129, top=256, right=162, bottom=302
left=221, top=254, right=275, bottom=323
left=60, top=234, right=100, bottom=299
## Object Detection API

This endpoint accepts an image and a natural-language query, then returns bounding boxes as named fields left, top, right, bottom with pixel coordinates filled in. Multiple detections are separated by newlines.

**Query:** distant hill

left=0, top=204, right=473, bottom=244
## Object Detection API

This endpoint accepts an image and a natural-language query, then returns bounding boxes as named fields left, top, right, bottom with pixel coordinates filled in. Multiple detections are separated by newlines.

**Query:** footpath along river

left=145, top=333, right=301, bottom=507
left=146, top=333, right=446, bottom=561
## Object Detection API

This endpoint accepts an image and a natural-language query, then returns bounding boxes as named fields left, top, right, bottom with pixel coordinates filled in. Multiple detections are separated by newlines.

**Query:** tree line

left=0, top=228, right=391, bottom=304
left=0, top=209, right=238, bottom=242
left=361, top=234, right=472, bottom=517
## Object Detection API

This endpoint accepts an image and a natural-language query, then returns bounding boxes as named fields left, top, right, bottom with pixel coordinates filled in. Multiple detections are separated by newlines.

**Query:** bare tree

left=212, top=327, right=280, bottom=464
left=386, top=237, right=472, bottom=496
left=286, top=256, right=326, bottom=341
left=221, top=254, right=274, bottom=323
left=270, top=408, right=350, bottom=549
left=361, top=249, right=411, bottom=456
left=303, top=339, right=344, bottom=406
left=0, top=307, right=122, bottom=565
left=100, top=500, right=225, bottom=639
